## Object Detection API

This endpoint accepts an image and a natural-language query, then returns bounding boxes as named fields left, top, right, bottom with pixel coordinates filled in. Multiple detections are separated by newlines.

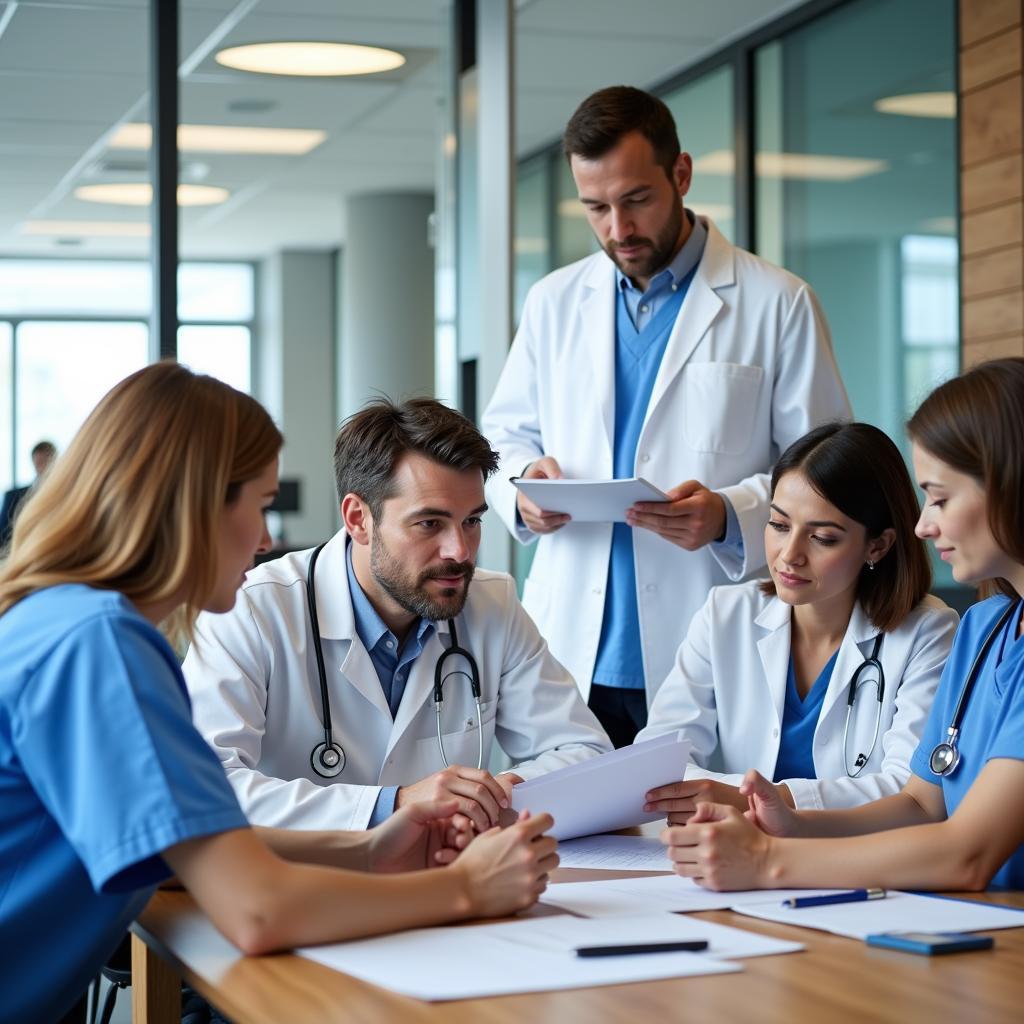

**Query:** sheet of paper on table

left=733, top=890, right=1024, bottom=939
left=511, top=476, right=669, bottom=522
left=542, top=874, right=847, bottom=917
left=296, top=913, right=747, bottom=1001
left=511, top=731, right=689, bottom=840
left=556, top=834, right=672, bottom=871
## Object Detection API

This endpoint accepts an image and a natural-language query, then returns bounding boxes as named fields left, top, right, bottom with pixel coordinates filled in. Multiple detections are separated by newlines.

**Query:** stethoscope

left=842, top=633, right=885, bottom=778
left=305, top=542, right=485, bottom=779
left=929, top=600, right=1019, bottom=777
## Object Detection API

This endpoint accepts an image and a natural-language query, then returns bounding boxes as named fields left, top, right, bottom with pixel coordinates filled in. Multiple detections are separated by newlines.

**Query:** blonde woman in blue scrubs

left=662, top=358, right=1024, bottom=892
left=0, top=364, right=557, bottom=1023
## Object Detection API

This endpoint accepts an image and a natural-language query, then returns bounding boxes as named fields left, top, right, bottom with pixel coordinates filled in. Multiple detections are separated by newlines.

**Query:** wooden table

left=131, top=873, right=1024, bottom=1024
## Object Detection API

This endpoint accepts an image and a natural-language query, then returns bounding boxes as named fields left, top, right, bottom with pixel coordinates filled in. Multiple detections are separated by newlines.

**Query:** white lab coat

left=636, top=582, right=959, bottom=809
left=183, top=531, right=612, bottom=831
left=482, top=218, right=851, bottom=704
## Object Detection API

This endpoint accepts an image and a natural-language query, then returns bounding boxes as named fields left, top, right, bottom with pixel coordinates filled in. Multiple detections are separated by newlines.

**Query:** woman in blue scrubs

left=639, top=422, right=957, bottom=815
left=0, top=363, right=557, bottom=1023
left=662, top=357, right=1024, bottom=891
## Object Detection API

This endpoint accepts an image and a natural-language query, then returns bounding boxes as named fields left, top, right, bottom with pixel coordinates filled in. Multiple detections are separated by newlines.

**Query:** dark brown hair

left=333, top=397, right=499, bottom=520
left=760, top=422, right=931, bottom=631
left=907, top=357, right=1024, bottom=599
left=563, top=86, right=680, bottom=177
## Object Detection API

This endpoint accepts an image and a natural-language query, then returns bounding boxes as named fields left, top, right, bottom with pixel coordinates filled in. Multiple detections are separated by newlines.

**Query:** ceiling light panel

left=74, top=183, right=230, bottom=206
left=874, top=92, right=956, bottom=119
left=215, top=41, right=405, bottom=77
left=109, top=123, right=326, bottom=155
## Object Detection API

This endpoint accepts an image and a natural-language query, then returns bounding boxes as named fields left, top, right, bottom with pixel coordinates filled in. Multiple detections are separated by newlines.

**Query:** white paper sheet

left=556, top=834, right=672, bottom=871
left=512, top=477, right=669, bottom=522
left=733, top=890, right=1024, bottom=939
left=296, top=914, right=740, bottom=1001
left=484, top=912, right=803, bottom=960
left=543, top=874, right=847, bottom=917
left=511, top=731, right=689, bottom=840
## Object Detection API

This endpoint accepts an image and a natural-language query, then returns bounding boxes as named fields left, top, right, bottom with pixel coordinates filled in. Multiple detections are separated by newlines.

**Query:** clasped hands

left=648, top=770, right=800, bottom=890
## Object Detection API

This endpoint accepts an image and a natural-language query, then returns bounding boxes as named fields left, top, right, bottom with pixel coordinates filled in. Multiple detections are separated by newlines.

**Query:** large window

left=0, top=260, right=254, bottom=489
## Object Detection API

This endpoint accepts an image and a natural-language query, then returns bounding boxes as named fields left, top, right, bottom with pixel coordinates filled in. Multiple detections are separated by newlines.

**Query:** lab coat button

left=592, top=587, right=603, bottom=596
left=772, top=728, right=779, bottom=738
left=640, top=453, right=651, bottom=463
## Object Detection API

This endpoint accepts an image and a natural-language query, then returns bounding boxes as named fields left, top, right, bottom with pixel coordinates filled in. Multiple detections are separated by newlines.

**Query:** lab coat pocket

left=682, top=362, right=765, bottom=455
left=417, top=702, right=497, bottom=767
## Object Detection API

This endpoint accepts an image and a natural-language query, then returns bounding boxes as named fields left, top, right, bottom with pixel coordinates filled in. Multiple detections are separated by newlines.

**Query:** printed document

left=512, top=477, right=669, bottom=522
left=511, top=731, right=689, bottom=840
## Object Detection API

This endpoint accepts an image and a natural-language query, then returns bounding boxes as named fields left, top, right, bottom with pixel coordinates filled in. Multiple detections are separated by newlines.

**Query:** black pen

left=575, top=940, right=709, bottom=958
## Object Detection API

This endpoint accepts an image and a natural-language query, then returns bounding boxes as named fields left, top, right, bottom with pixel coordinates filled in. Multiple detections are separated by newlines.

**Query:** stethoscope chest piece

left=929, top=734, right=960, bottom=777
left=311, top=741, right=346, bottom=778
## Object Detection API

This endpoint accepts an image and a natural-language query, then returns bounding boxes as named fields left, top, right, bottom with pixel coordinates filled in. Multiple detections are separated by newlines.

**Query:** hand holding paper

left=510, top=731, right=690, bottom=840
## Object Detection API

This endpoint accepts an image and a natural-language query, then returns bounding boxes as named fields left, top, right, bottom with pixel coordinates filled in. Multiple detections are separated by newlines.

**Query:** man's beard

left=370, top=534, right=475, bottom=622
left=604, top=199, right=684, bottom=283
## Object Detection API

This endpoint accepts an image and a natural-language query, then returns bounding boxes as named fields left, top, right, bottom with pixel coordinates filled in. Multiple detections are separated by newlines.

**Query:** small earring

left=866, top=560, right=876, bottom=571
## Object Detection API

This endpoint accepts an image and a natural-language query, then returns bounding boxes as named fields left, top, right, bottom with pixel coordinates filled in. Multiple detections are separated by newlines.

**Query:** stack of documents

left=296, top=913, right=803, bottom=1001
left=511, top=731, right=690, bottom=840
left=511, top=476, right=669, bottom=522
left=733, top=890, right=1024, bottom=939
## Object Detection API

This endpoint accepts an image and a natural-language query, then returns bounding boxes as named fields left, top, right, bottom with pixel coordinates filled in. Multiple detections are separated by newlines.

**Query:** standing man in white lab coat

left=482, top=86, right=851, bottom=746
left=183, top=398, right=611, bottom=832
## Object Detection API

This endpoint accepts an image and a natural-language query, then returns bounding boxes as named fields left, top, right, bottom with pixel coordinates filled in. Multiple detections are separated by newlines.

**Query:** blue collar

left=616, top=209, right=707, bottom=296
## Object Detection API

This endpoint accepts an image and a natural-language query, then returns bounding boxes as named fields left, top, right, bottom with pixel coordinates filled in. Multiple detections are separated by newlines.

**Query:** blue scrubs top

left=773, top=650, right=838, bottom=784
left=910, top=596, right=1024, bottom=889
left=0, top=585, right=248, bottom=1022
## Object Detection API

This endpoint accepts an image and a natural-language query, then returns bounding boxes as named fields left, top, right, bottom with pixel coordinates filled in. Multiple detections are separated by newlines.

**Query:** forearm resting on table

left=252, top=824, right=371, bottom=871
left=166, top=829, right=471, bottom=956
left=791, top=789, right=935, bottom=838
left=771, top=760, right=1024, bottom=891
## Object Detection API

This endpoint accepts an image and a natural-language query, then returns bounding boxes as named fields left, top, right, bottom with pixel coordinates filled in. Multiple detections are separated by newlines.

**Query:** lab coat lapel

left=579, top=257, right=617, bottom=458
left=754, top=597, right=792, bottom=730
left=818, top=603, right=879, bottom=726
left=318, top=533, right=393, bottom=721
left=385, top=621, right=452, bottom=759
left=642, top=219, right=730, bottom=433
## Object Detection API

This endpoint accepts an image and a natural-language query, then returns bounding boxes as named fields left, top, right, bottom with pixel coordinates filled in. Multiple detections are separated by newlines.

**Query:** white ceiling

left=0, top=0, right=805, bottom=260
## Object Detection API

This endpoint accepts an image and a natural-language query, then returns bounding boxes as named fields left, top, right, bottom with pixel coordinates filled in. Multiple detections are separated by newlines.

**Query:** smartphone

left=865, top=931, right=994, bottom=955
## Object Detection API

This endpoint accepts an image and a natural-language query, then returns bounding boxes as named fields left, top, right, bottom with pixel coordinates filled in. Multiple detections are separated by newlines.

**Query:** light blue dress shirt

left=346, top=544, right=435, bottom=824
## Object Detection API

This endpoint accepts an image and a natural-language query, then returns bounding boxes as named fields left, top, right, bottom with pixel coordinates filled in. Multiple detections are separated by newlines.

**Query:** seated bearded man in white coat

left=183, top=397, right=612, bottom=833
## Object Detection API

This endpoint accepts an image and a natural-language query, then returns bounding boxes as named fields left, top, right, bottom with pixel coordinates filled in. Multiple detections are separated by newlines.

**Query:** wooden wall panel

left=959, top=1, right=1024, bottom=363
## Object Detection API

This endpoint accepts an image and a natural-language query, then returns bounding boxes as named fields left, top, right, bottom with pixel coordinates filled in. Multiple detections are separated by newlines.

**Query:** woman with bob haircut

left=639, top=421, right=957, bottom=818
left=0, top=363, right=557, bottom=1023
left=661, top=358, right=1024, bottom=891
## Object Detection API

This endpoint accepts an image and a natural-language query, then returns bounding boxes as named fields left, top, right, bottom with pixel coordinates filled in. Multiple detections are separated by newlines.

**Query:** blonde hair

left=0, top=362, right=282, bottom=637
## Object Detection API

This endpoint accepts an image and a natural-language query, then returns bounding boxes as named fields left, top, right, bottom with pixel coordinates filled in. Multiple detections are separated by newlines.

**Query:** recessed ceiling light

left=215, top=41, right=405, bottom=77
left=693, top=149, right=888, bottom=181
left=74, top=183, right=230, bottom=206
left=874, top=92, right=956, bottom=119
left=22, top=220, right=151, bottom=237
left=108, top=123, right=326, bottom=155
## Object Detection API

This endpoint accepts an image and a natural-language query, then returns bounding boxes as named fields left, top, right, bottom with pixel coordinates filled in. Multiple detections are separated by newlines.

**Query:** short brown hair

left=907, top=358, right=1024, bottom=600
left=760, top=422, right=932, bottom=631
left=333, top=397, right=499, bottom=520
left=563, top=86, right=680, bottom=177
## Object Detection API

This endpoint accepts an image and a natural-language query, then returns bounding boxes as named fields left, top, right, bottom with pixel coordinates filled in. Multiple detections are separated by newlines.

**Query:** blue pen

left=784, top=888, right=886, bottom=909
